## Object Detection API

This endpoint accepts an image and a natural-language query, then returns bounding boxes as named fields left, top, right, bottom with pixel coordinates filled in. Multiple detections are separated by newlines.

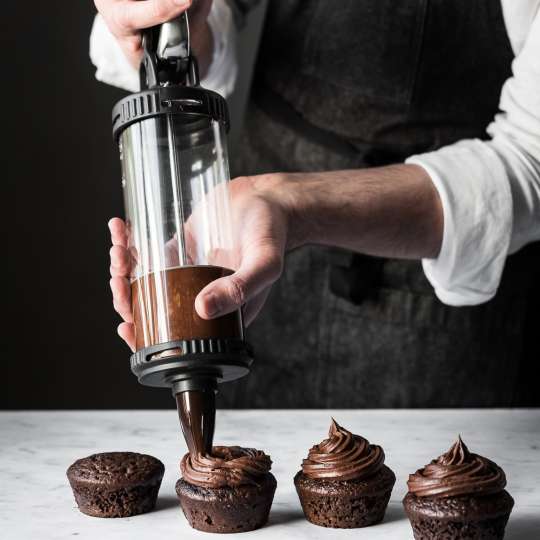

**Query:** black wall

left=4, top=1, right=266, bottom=410
left=5, top=2, right=142, bottom=408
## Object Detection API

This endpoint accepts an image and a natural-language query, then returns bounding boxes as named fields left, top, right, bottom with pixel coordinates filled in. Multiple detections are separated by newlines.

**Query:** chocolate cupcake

left=294, top=419, right=396, bottom=528
left=176, top=446, right=277, bottom=533
left=403, top=437, right=514, bottom=540
left=67, top=452, right=164, bottom=518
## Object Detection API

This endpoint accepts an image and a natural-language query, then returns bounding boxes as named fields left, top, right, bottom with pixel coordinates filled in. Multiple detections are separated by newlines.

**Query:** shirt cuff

left=202, top=0, right=238, bottom=96
left=406, top=140, right=513, bottom=306
left=89, top=14, right=139, bottom=92
left=89, top=0, right=238, bottom=97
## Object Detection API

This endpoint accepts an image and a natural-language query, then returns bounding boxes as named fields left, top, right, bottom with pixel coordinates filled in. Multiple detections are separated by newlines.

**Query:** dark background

left=4, top=1, right=266, bottom=409
left=4, top=3, right=539, bottom=409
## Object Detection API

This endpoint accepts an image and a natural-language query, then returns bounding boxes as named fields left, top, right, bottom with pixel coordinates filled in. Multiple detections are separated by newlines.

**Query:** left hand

left=94, top=0, right=213, bottom=70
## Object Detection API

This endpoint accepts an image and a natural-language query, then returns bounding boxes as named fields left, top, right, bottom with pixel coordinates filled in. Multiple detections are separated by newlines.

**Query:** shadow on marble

left=505, top=513, right=540, bottom=540
left=267, top=507, right=305, bottom=526
left=155, top=495, right=180, bottom=512
left=383, top=503, right=407, bottom=525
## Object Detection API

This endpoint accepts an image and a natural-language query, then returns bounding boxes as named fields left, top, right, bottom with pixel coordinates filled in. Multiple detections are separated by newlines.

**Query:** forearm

left=280, top=164, right=443, bottom=260
left=192, top=165, right=441, bottom=321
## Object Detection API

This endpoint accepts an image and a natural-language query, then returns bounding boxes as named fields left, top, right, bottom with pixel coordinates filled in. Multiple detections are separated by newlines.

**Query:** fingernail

left=202, top=292, right=221, bottom=318
left=174, top=0, right=190, bottom=6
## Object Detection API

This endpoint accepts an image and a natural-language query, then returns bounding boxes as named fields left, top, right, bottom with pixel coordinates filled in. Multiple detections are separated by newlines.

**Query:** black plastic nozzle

left=176, top=389, right=216, bottom=455
left=130, top=337, right=252, bottom=455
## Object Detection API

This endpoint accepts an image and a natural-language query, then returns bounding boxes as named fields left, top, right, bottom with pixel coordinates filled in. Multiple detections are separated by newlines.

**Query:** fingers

left=183, top=222, right=197, bottom=266
left=110, top=245, right=132, bottom=277
left=118, top=34, right=144, bottom=68
left=108, top=218, right=127, bottom=248
left=95, top=0, right=195, bottom=67
left=109, top=218, right=136, bottom=277
left=110, top=276, right=133, bottom=323
left=107, top=217, right=134, bottom=349
left=118, top=322, right=136, bottom=352
left=165, top=234, right=181, bottom=267
left=112, top=0, right=192, bottom=33
left=195, top=245, right=283, bottom=319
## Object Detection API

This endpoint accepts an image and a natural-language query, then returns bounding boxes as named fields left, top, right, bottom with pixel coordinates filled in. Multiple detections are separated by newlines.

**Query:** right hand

left=94, top=0, right=213, bottom=69
left=108, top=174, right=294, bottom=351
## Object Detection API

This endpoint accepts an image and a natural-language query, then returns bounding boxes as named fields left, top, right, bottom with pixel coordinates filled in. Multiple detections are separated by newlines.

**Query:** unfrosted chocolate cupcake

left=294, top=419, right=395, bottom=528
left=403, top=437, right=514, bottom=540
left=67, top=452, right=164, bottom=518
left=176, top=446, right=277, bottom=533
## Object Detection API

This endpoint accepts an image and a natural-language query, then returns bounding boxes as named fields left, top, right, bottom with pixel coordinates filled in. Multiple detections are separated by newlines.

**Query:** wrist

left=252, top=172, right=322, bottom=251
left=247, top=173, right=304, bottom=251
left=284, top=174, right=321, bottom=250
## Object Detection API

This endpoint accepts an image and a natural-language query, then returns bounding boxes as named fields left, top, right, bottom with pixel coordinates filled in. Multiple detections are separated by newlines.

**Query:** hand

left=194, top=175, right=291, bottom=324
left=108, top=174, right=292, bottom=350
left=108, top=217, right=136, bottom=350
left=194, top=166, right=442, bottom=320
left=94, top=0, right=213, bottom=70
left=109, top=166, right=442, bottom=351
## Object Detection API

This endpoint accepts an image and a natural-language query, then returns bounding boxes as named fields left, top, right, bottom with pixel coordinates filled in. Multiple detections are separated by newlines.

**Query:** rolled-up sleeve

left=406, top=11, right=540, bottom=306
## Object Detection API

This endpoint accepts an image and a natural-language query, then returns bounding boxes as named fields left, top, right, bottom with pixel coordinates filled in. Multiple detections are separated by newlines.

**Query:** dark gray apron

left=219, top=0, right=540, bottom=408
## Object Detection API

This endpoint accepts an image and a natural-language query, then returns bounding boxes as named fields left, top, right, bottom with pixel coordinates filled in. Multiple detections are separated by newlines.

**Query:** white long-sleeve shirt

left=90, top=0, right=540, bottom=307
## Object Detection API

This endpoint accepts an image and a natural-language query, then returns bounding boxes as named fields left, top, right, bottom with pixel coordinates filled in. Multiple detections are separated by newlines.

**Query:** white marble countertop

left=1, top=410, right=539, bottom=539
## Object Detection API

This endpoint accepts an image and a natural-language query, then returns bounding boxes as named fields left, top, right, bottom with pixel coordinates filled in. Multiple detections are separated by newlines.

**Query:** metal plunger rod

left=156, top=11, right=190, bottom=61
left=159, top=14, right=215, bottom=457
left=124, top=14, right=250, bottom=460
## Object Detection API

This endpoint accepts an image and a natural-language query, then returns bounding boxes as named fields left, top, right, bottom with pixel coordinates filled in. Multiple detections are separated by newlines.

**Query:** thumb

left=195, top=246, right=283, bottom=319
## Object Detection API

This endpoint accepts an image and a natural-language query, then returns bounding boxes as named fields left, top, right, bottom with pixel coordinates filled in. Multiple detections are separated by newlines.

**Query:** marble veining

left=0, top=410, right=539, bottom=539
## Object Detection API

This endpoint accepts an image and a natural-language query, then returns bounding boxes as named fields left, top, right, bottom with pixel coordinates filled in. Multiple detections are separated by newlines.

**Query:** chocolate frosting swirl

left=181, top=446, right=272, bottom=488
left=407, top=436, right=507, bottom=498
left=301, top=419, right=385, bottom=481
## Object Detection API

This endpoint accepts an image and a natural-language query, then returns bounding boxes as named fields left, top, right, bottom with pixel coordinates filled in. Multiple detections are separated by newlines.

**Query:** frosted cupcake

left=403, top=436, right=514, bottom=539
left=177, top=446, right=277, bottom=533
left=294, top=419, right=395, bottom=528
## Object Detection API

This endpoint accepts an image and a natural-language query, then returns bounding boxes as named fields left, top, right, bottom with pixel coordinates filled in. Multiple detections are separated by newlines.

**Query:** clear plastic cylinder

left=119, top=115, right=243, bottom=352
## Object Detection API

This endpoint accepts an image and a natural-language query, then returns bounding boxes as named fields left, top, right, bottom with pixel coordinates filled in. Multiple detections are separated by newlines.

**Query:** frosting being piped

left=181, top=446, right=272, bottom=488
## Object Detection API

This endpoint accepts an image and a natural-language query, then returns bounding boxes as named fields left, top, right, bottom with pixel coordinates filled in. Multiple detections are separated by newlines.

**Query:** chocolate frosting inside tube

left=181, top=446, right=272, bottom=488
left=301, top=419, right=385, bottom=481
left=407, top=436, right=507, bottom=498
